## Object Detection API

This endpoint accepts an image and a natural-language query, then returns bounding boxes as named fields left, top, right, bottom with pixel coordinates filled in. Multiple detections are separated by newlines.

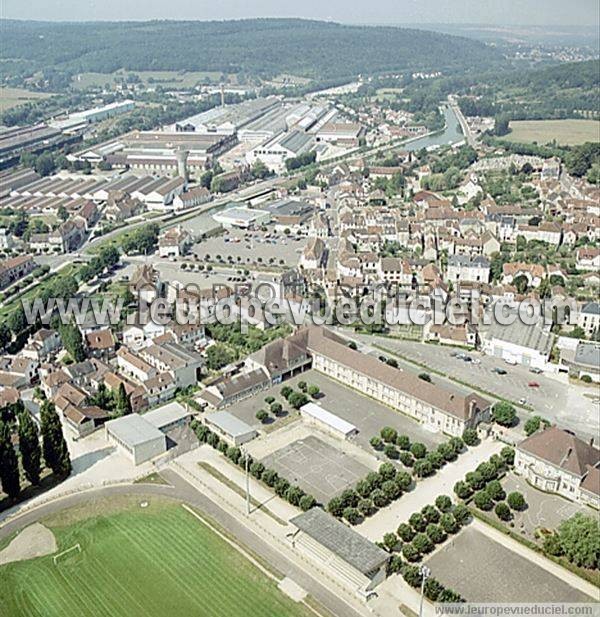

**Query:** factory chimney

left=175, top=147, right=189, bottom=187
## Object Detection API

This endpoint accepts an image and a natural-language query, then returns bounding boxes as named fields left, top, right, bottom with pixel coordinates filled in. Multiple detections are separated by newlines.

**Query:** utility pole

left=419, top=565, right=431, bottom=617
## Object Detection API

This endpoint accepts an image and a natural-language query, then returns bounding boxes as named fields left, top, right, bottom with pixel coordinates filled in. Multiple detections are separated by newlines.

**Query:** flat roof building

left=299, top=402, right=358, bottom=439
left=144, top=401, right=193, bottom=432
left=204, top=410, right=257, bottom=446
left=212, top=205, right=270, bottom=229
left=289, top=508, right=389, bottom=595
left=105, top=414, right=167, bottom=465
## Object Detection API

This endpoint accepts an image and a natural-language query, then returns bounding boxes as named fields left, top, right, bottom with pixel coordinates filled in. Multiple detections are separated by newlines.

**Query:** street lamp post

left=419, top=565, right=431, bottom=617
left=240, top=446, right=250, bottom=516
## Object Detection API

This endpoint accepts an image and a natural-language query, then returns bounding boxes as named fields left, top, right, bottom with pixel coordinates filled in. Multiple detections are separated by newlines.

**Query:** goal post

left=52, top=543, right=82, bottom=565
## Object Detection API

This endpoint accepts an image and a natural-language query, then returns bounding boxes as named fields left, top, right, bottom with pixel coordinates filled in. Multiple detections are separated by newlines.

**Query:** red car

left=528, top=381, right=540, bottom=388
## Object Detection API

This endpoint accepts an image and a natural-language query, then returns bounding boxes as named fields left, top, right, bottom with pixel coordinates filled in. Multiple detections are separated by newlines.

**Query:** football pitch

left=0, top=497, right=313, bottom=617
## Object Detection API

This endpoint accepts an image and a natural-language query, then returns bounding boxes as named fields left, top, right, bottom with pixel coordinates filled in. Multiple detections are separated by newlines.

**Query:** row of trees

left=383, top=495, right=471, bottom=565
left=370, top=427, right=470, bottom=479
left=191, top=421, right=316, bottom=512
left=0, top=400, right=71, bottom=500
left=327, top=462, right=413, bottom=525
left=400, top=564, right=465, bottom=603
left=543, top=513, right=599, bottom=570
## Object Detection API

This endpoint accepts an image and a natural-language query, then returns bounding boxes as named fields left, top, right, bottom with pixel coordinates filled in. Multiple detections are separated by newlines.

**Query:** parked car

left=504, top=358, right=517, bottom=365
left=492, top=367, right=507, bottom=375
left=518, top=398, right=527, bottom=405
left=528, top=381, right=540, bottom=388
left=529, top=367, right=543, bottom=374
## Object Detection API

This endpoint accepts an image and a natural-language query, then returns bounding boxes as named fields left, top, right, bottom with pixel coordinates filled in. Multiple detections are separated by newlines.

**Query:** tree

left=474, top=490, right=493, bottom=511
left=424, top=578, right=445, bottom=601
left=206, top=343, right=236, bottom=370
left=0, top=421, right=20, bottom=498
left=414, top=459, right=434, bottom=478
left=388, top=554, right=404, bottom=574
left=524, top=415, right=543, bottom=436
left=402, top=543, right=421, bottom=563
left=486, top=480, right=505, bottom=502
left=492, top=402, right=517, bottom=427
left=382, top=479, right=401, bottom=501
left=384, top=444, right=398, bottom=459
left=280, top=386, right=293, bottom=399
left=343, top=507, right=360, bottom=525
left=395, top=470, right=412, bottom=491
left=413, top=533, right=434, bottom=554
left=379, top=462, right=396, bottom=481
left=40, top=400, right=71, bottom=477
left=358, top=498, right=374, bottom=517
left=438, top=588, right=465, bottom=603
left=287, top=391, right=309, bottom=409
left=370, top=436, right=383, bottom=450
left=299, top=494, right=316, bottom=511
left=297, top=381, right=307, bottom=392
left=500, top=446, right=515, bottom=465
left=396, top=434, right=410, bottom=450
left=114, top=383, right=132, bottom=416
left=421, top=504, right=441, bottom=524
left=0, top=323, right=11, bottom=349
left=256, top=409, right=269, bottom=423
left=465, top=471, right=486, bottom=490
left=556, top=514, right=599, bottom=568
left=462, top=428, right=479, bottom=446
left=275, top=478, right=290, bottom=498
left=249, top=461, right=264, bottom=480
left=380, top=426, right=398, bottom=443
left=543, top=534, right=564, bottom=557
left=449, top=436, right=464, bottom=454
left=264, top=396, right=275, bottom=405
left=410, top=442, right=427, bottom=459
left=402, top=563, right=422, bottom=585
left=477, top=462, right=498, bottom=482
left=495, top=501, right=512, bottom=521
left=17, top=411, right=41, bottom=485
left=7, top=306, right=27, bottom=336
left=507, top=491, right=527, bottom=511
left=409, top=512, right=427, bottom=532
left=340, top=488, right=359, bottom=509
left=383, top=532, right=399, bottom=552
left=435, top=495, right=453, bottom=513
left=453, top=481, right=473, bottom=500
left=426, top=451, right=444, bottom=469
left=371, top=489, right=389, bottom=509
left=270, top=402, right=283, bottom=416
left=397, top=522, right=416, bottom=542
left=440, top=513, right=459, bottom=535
left=59, top=322, right=86, bottom=362
left=262, top=468, right=278, bottom=487
left=399, top=451, right=414, bottom=467
left=437, top=442, right=457, bottom=462
left=250, top=159, right=269, bottom=180
left=452, top=503, right=470, bottom=526
left=307, top=385, right=320, bottom=398
left=426, top=523, right=446, bottom=544
left=286, top=485, right=304, bottom=506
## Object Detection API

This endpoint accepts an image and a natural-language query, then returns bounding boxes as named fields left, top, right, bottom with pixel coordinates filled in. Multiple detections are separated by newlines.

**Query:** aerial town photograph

left=0, top=1, right=598, bottom=615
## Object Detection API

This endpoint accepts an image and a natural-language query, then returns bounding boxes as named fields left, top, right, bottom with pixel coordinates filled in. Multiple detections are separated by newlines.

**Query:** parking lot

left=501, top=474, right=593, bottom=541
left=227, top=370, right=445, bottom=451
left=193, top=227, right=307, bottom=268
left=348, top=333, right=599, bottom=442
left=260, top=435, right=371, bottom=504
left=425, top=526, right=594, bottom=602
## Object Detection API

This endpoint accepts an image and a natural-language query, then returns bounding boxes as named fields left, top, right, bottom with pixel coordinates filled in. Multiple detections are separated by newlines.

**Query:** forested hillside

left=1, top=18, right=505, bottom=83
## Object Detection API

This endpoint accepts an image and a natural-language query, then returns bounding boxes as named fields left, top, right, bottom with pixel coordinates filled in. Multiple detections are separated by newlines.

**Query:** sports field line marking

left=180, top=504, right=330, bottom=617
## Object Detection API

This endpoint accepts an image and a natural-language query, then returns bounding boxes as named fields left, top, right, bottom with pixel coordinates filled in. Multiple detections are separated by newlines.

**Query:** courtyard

left=501, top=473, right=594, bottom=542
left=425, top=526, right=594, bottom=603
left=260, top=435, right=371, bottom=504
left=227, top=370, right=445, bottom=452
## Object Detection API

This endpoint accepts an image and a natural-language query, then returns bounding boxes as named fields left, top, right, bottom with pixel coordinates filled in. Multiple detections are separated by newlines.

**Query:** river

left=402, top=105, right=464, bottom=152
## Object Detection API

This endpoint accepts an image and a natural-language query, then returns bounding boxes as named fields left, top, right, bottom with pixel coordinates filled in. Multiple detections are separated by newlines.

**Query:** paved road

left=344, top=332, right=599, bottom=442
left=448, top=97, right=477, bottom=147
left=0, top=471, right=362, bottom=617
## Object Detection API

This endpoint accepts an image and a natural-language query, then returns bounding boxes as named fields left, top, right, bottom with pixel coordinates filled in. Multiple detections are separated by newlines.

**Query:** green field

left=0, top=87, right=53, bottom=112
left=500, top=119, right=600, bottom=146
left=0, top=496, right=313, bottom=617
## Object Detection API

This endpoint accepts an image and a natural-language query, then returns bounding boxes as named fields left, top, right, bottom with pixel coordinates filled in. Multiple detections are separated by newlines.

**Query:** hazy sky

left=1, top=0, right=598, bottom=26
